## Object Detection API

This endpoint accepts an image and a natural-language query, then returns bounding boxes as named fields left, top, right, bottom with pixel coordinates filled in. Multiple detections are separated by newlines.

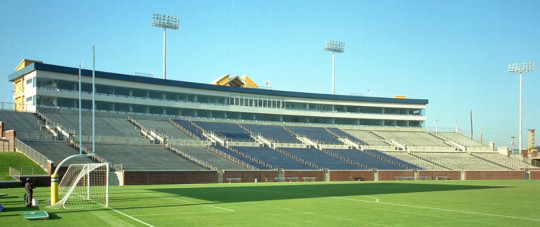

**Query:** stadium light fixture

left=324, top=40, right=345, bottom=95
left=508, top=61, right=535, bottom=153
left=152, top=13, right=180, bottom=80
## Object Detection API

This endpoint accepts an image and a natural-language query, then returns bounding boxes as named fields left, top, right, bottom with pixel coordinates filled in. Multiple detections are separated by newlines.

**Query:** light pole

left=508, top=62, right=535, bottom=153
left=152, top=13, right=179, bottom=80
left=324, top=40, right=345, bottom=95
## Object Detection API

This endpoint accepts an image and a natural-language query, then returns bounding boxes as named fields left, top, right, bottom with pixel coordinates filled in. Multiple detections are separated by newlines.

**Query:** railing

left=168, top=118, right=200, bottom=139
left=206, top=146, right=257, bottom=170
left=167, top=146, right=217, bottom=170
left=9, top=166, right=47, bottom=179
left=16, top=133, right=56, bottom=142
left=8, top=167, right=20, bottom=180
left=227, top=146, right=275, bottom=170
left=75, top=136, right=151, bottom=145
left=15, top=138, right=49, bottom=170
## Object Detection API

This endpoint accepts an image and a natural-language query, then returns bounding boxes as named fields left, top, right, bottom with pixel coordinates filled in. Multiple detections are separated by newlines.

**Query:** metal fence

left=15, top=138, right=50, bottom=170
left=8, top=167, right=20, bottom=180
left=9, top=166, right=47, bottom=179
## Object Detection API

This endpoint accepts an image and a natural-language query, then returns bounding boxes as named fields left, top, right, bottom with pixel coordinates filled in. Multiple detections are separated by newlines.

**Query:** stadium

left=1, top=59, right=540, bottom=225
left=2, top=58, right=539, bottom=182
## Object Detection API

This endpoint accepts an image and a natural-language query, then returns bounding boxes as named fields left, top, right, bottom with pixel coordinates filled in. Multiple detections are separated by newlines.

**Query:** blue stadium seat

left=326, top=128, right=368, bottom=145
left=212, top=146, right=270, bottom=169
left=172, top=120, right=205, bottom=139
left=232, top=146, right=315, bottom=170
left=194, top=121, right=253, bottom=142
left=327, top=149, right=404, bottom=170
left=280, top=147, right=361, bottom=170
left=242, top=124, right=300, bottom=143
left=364, top=149, right=421, bottom=169
left=286, top=126, right=342, bottom=144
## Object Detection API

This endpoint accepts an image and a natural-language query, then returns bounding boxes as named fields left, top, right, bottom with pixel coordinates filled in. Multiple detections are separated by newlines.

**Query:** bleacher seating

left=172, top=146, right=246, bottom=170
left=0, top=110, right=44, bottom=133
left=327, top=149, right=404, bottom=170
left=383, top=151, right=449, bottom=170
left=279, top=147, right=360, bottom=170
left=23, top=141, right=96, bottom=165
left=172, top=119, right=205, bottom=139
left=434, top=132, right=485, bottom=147
left=41, top=110, right=140, bottom=138
left=4, top=108, right=524, bottom=173
left=326, top=128, right=367, bottom=145
left=376, top=131, right=449, bottom=147
left=135, top=119, right=194, bottom=140
left=95, top=144, right=206, bottom=171
left=342, top=130, right=389, bottom=146
left=286, top=126, right=342, bottom=144
left=212, top=145, right=270, bottom=170
left=413, top=152, right=509, bottom=170
left=364, top=149, right=421, bottom=169
left=242, top=124, right=300, bottom=143
left=194, top=121, right=253, bottom=142
left=472, top=152, right=534, bottom=169
left=232, top=146, right=315, bottom=170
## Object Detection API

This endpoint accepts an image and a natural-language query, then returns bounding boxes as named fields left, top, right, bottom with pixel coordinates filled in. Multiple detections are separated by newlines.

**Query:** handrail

left=206, top=146, right=257, bottom=170
left=14, top=138, right=49, bottom=170
left=167, top=146, right=217, bottom=170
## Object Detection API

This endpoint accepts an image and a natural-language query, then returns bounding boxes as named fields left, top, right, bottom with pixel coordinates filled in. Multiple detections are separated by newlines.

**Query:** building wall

left=23, top=68, right=427, bottom=127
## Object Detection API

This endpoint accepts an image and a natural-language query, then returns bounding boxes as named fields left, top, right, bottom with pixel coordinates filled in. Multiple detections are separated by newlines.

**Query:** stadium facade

left=9, top=60, right=428, bottom=128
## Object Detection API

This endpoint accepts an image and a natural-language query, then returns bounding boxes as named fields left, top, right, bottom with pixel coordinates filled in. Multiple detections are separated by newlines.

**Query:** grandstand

left=242, top=124, right=300, bottom=143
left=232, top=146, right=315, bottom=170
left=1, top=60, right=537, bottom=184
left=342, top=129, right=390, bottom=146
left=279, top=147, right=360, bottom=170
left=286, top=126, right=342, bottom=144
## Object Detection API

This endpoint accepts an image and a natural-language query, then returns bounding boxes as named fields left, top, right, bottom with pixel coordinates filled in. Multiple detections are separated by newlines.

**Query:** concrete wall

left=329, top=170, right=374, bottom=181
left=123, top=171, right=218, bottom=185
left=528, top=170, right=540, bottom=180
left=463, top=171, right=525, bottom=180
left=283, top=170, right=325, bottom=182
left=223, top=170, right=278, bottom=183
left=417, top=171, right=461, bottom=180
left=377, top=170, right=414, bottom=181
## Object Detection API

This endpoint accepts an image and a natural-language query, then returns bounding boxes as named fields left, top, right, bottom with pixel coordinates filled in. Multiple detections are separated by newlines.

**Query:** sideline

left=108, top=207, right=155, bottom=227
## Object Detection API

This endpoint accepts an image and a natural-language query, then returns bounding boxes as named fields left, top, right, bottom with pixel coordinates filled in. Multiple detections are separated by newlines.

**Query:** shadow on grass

left=104, top=182, right=507, bottom=211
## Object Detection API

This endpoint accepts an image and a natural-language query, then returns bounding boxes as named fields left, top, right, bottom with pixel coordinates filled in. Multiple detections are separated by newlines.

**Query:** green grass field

left=0, top=152, right=47, bottom=180
left=1, top=180, right=539, bottom=226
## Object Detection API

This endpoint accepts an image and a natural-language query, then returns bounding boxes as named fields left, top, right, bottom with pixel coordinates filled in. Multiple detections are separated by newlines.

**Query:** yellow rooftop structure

left=211, top=74, right=258, bottom=88
left=15, top=59, right=43, bottom=72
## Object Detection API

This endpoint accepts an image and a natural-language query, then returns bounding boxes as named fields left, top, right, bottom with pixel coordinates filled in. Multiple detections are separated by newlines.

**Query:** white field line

left=108, top=207, right=155, bottom=227
left=330, top=196, right=540, bottom=222
left=274, top=206, right=390, bottom=227
left=229, top=187, right=540, bottom=222
left=376, top=200, right=540, bottom=222
left=133, top=210, right=231, bottom=217
left=156, top=194, right=235, bottom=212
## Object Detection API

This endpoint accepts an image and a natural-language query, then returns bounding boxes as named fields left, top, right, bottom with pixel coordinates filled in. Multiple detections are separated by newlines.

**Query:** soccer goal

left=48, top=163, right=109, bottom=209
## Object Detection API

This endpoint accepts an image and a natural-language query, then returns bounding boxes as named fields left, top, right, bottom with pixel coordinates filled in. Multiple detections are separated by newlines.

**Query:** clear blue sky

left=1, top=0, right=539, bottom=149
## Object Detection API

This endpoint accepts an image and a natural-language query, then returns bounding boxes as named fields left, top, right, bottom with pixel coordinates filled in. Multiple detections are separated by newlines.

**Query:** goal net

left=48, top=163, right=109, bottom=209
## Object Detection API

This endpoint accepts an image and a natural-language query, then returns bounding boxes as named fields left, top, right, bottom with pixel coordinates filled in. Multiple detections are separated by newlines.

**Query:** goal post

left=48, top=163, right=109, bottom=209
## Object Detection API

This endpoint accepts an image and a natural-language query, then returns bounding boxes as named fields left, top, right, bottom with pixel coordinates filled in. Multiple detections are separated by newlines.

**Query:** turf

left=0, top=180, right=539, bottom=226
left=0, top=152, right=47, bottom=180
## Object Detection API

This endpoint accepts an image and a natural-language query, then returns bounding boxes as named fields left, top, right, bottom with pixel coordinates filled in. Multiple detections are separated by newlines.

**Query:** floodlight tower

left=508, top=61, right=535, bottom=153
left=324, top=40, right=345, bottom=95
left=152, top=13, right=180, bottom=80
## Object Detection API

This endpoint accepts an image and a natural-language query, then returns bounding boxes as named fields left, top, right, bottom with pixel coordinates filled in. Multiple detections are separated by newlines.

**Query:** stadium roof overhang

left=8, top=62, right=428, bottom=105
